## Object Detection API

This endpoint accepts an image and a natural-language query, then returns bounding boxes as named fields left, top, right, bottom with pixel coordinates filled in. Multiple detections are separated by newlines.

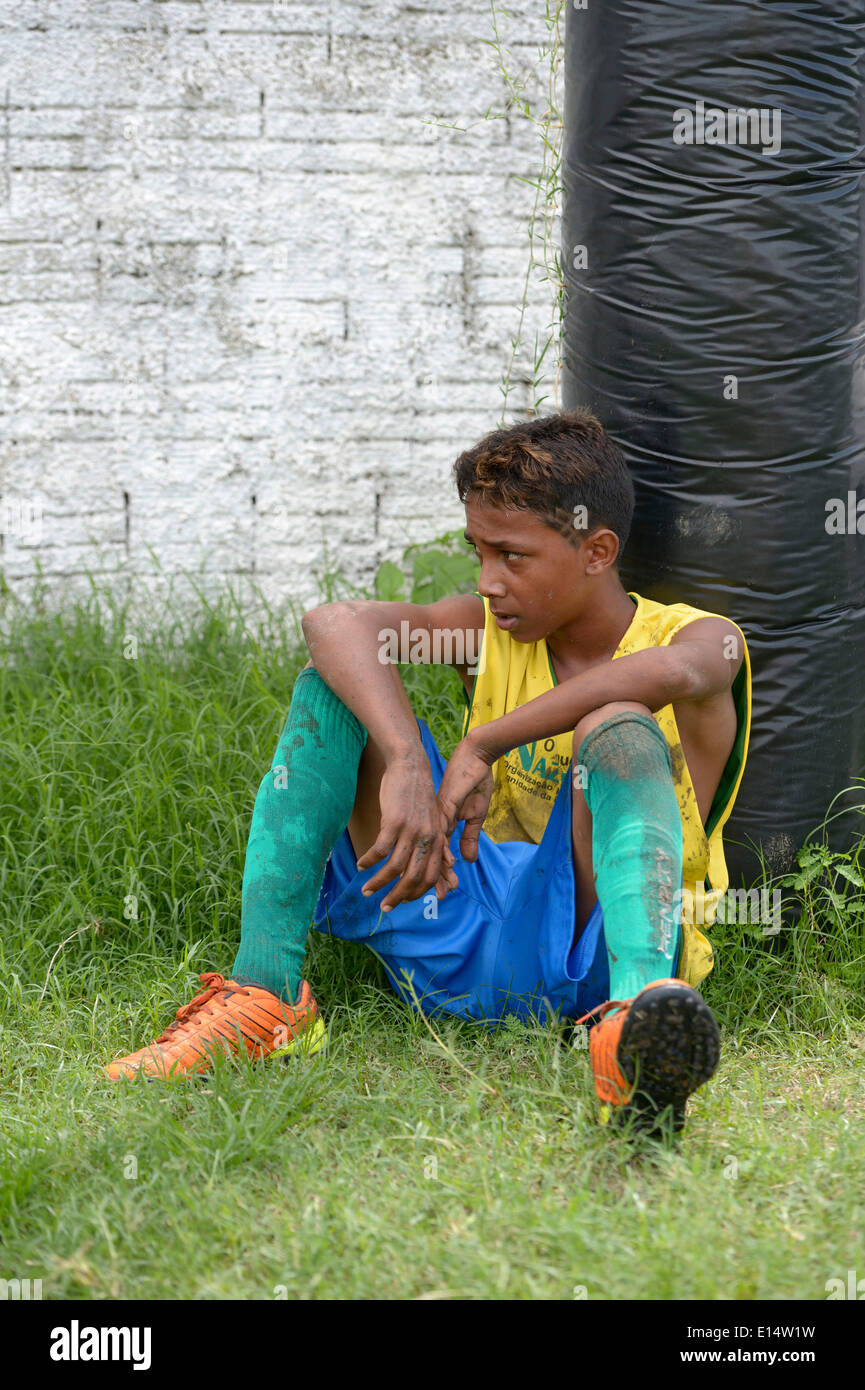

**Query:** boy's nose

left=477, top=558, right=507, bottom=598
left=478, top=569, right=507, bottom=599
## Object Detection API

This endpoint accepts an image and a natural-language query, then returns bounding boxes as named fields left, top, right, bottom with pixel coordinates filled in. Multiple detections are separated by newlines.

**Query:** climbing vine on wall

left=485, top=0, right=566, bottom=423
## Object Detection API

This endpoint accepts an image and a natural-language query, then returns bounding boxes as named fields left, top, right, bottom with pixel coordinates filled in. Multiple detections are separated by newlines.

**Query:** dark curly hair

left=453, top=409, right=635, bottom=565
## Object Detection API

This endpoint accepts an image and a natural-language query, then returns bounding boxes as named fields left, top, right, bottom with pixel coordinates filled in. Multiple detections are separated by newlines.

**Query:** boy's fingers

left=356, top=827, right=399, bottom=871
left=435, top=865, right=459, bottom=898
left=459, top=815, right=484, bottom=863
left=423, top=841, right=444, bottom=892
left=381, top=835, right=445, bottom=911
left=360, top=837, right=411, bottom=895
left=436, top=790, right=459, bottom=835
left=380, top=856, right=438, bottom=912
left=362, top=825, right=447, bottom=906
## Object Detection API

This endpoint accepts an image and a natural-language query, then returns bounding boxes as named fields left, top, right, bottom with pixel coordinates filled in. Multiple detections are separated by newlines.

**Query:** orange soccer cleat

left=576, top=978, right=721, bottom=1133
left=105, top=972, right=326, bottom=1080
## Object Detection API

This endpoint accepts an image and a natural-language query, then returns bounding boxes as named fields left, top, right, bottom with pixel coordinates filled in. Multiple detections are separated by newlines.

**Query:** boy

left=107, top=410, right=752, bottom=1133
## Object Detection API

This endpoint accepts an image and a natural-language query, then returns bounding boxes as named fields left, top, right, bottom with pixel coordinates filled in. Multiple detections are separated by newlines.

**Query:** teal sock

left=231, top=667, right=368, bottom=1003
left=578, top=711, right=682, bottom=1007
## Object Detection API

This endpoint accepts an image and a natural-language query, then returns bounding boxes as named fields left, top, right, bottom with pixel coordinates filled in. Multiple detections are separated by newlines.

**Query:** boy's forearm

left=468, top=648, right=690, bottom=761
left=301, top=602, right=424, bottom=762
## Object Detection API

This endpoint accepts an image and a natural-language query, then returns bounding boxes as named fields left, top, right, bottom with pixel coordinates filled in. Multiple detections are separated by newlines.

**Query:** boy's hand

left=357, top=751, right=459, bottom=912
left=436, top=734, right=496, bottom=863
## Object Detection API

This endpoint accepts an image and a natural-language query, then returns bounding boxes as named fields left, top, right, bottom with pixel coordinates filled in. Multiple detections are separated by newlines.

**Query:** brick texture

left=0, top=0, right=562, bottom=621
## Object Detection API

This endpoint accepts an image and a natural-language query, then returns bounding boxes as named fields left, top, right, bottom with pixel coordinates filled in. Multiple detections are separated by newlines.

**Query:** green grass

left=1, top=573, right=863, bottom=1300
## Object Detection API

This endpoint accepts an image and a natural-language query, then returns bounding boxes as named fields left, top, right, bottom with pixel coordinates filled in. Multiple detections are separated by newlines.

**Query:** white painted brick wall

left=0, top=0, right=561, bottom=624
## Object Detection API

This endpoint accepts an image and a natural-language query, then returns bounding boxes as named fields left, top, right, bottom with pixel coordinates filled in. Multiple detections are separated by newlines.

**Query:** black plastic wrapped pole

left=562, top=0, right=865, bottom=886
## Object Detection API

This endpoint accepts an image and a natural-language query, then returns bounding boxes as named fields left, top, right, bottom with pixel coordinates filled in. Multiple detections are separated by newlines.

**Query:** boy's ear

left=583, top=526, right=621, bottom=573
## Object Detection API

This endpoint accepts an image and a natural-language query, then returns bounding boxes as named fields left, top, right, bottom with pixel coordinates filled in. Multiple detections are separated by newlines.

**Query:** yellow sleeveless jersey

left=461, top=591, right=752, bottom=988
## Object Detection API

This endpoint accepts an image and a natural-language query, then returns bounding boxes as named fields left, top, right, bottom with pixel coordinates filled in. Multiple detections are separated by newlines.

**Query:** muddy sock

left=231, top=666, right=367, bottom=1003
left=578, top=711, right=682, bottom=1010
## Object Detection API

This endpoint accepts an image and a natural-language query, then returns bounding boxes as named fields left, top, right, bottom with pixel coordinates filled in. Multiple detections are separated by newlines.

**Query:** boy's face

left=463, top=495, right=618, bottom=642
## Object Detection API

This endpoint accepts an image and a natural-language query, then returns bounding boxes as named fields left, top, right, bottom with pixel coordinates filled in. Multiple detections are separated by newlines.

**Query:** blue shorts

left=312, top=717, right=611, bottom=1027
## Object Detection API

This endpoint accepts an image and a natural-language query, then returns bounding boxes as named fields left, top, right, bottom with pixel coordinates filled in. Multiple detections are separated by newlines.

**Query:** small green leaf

left=833, top=863, right=865, bottom=888
left=374, top=560, right=406, bottom=602
left=409, top=549, right=479, bottom=603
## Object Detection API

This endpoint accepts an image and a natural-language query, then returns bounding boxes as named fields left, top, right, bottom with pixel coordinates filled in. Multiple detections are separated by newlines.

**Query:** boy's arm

left=476, top=617, right=742, bottom=758
left=301, top=593, right=484, bottom=749
left=437, top=616, right=743, bottom=857
left=301, top=593, right=484, bottom=908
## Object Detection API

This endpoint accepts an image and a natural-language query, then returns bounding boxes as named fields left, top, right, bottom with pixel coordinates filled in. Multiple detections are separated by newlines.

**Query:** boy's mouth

left=491, top=609, right=519, bottom=630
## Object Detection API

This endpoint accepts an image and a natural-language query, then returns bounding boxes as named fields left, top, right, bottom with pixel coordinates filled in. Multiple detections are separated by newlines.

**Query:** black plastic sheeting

left=562, top=0, right=865, bottom=888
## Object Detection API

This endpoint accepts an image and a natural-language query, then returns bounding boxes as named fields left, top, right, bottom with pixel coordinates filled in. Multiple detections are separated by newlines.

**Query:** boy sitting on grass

left=107, top=409, right=752, bottom=1134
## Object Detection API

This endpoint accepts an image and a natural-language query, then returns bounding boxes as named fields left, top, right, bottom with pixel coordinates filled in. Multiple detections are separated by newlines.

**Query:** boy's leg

left=345, top=730, right=392, bottom=864
left=571, top=701, right=682, bottom=1002
left=569, top=703, right=720, bottom=1130
left=231, top=662, right=370, bottom=1002
left=106, top=663, right=385, bottom=1078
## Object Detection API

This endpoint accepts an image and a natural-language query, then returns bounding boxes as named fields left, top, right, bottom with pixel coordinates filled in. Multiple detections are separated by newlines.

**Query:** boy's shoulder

left=617, top=593, right=748, bottom=684
left=628, top=590, right=746, bottom=640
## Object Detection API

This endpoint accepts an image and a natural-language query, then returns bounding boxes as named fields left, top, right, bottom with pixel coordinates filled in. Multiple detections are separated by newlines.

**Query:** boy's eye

left=463, top=539, right=523, bottom=561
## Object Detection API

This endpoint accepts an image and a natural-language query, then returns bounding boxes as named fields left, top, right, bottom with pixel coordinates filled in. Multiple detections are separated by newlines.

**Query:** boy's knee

left=573, top=700, right=652, bottom=745
left=282, top=663, right=369, bottom=756
left=573, top=702, right=672, bottom=784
